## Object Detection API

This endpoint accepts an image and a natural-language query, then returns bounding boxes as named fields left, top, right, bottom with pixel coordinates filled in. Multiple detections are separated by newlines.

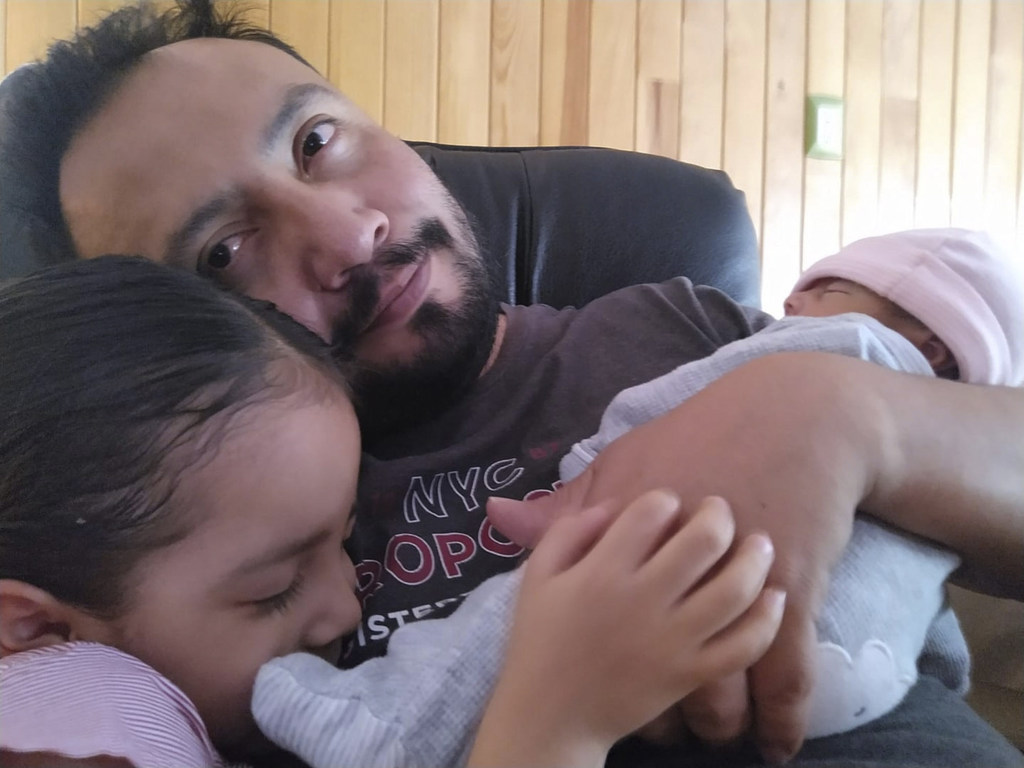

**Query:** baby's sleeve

left=0, top=642, right=223, bottom=768
left=254, top=568, right=523, bottom=768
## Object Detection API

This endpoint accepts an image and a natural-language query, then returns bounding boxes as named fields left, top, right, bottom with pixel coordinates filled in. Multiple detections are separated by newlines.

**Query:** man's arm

left=858, top=356, right=1024, bottom=597
left=489, top=351, right=1023, bottom=761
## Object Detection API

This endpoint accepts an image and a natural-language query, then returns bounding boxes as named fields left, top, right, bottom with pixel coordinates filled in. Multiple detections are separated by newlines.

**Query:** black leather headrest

left=410, top=143, right=761, bottom=309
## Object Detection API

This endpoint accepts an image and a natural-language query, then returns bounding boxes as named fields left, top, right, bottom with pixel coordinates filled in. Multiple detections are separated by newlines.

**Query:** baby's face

left=95, top=389, right=362, bottom=755
left=785, top=276, right=957, bottom=377
left=784, top=278, right=902, bottom=323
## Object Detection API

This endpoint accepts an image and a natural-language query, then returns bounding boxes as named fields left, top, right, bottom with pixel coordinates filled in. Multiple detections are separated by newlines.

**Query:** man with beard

left=1, top=2, right=1022, bottom=766
left=328, top=217, right=498, bottom=440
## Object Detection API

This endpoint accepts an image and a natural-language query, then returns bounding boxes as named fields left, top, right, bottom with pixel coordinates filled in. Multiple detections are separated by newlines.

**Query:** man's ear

left=919, top=335, right=958, bottom=378
left=0, top=580, right=84, bottom=656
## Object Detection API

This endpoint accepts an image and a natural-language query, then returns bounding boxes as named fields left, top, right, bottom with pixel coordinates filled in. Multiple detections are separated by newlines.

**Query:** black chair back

left=411, top=142, right=761, bottom=308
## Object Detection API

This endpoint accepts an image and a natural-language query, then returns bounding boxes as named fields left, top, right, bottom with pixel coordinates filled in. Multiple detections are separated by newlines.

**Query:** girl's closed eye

left=252, top=571, right=307, bottom=617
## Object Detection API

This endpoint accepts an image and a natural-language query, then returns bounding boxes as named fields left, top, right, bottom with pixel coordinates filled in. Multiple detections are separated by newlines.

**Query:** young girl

left=0, top=256, right=784, bottom=768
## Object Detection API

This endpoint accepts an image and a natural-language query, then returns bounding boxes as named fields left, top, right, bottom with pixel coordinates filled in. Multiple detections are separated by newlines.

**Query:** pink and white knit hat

left=793, top=228, right=1024, bottom=385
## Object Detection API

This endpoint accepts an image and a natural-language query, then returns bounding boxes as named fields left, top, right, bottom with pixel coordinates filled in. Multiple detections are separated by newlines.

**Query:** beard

left=329, top=216, right=499, bottom=447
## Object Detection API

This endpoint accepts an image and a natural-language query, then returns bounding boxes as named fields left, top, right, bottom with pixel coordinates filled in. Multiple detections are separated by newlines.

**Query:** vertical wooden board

left=242, top=1, right=270, bottom=29
left=722, top=0, right=766, bottom=243
left=438, top=0, right=490, bottom=145
left=5, top=0, right=76, bottom=71
left=77, top=0, right=249, bottom=32
left=983, top=0, right=1023, bottom=248
left=383, top=0, right=439, bottom=141
left=491, top=0, right=541, bottom=146
left=269, top=0, right=329, bottom=74
left=329, top=0, right=385, bottom=122
left=588, top=0, right=636, bottom=150
left=951, top=0, right=991, bottom=228
left=540, top=0, right=589, bottom=145
left=679, top=0, right=724, bottom=168
left=760, top=0, right=806, bottom=315
left=635, top=0, right=681, bottom=159
left=804, top=0, right=844, bottom=108
left=79, top=0, right=185, bottom=27
left=802, top=0, right=844, bottom=269
left=876, top=0, right=920, bottom=233
left=77, top=0, right=130, bottom=28
left=841, top=0, right=883, bottom=244
left=0, top=0, right=7, bottom=77
left=1019, top=86, right=1024, bottom=251
left=915, top=0, right=955, bottom=228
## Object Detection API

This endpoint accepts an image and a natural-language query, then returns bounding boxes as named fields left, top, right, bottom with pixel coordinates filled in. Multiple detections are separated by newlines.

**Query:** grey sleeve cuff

left=253, top=569, right=523, bottom=768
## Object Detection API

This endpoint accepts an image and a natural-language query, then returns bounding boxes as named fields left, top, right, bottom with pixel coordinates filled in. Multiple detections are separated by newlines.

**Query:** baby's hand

left=468, top=492, right=784, bottom=768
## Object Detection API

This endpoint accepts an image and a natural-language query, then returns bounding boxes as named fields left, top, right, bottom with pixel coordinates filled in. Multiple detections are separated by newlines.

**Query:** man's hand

left=488, top=352, right=888, bottom=762
left=633, top=673, right=750, bottom=746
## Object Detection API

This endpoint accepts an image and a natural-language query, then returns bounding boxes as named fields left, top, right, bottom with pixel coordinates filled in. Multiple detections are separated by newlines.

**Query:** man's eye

left=200, top=232, right=247, bottom=275
left=208, top=243, right=232, bottom=270
left=301, top=121, right=338, bottom=159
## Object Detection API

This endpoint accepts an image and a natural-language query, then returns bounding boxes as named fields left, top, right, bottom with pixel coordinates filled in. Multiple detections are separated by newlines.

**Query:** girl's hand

left=468, top=491, right=784, bottom=768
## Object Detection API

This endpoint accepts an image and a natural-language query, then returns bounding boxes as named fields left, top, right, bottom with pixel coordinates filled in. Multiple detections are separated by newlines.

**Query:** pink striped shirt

left=0, top=641, right=223, bottom=767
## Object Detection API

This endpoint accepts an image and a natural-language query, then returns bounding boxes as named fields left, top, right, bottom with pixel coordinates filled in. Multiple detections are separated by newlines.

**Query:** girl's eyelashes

left=296, top=117, right=339, bottom=173
left=252, top=572, right=307, bottom=617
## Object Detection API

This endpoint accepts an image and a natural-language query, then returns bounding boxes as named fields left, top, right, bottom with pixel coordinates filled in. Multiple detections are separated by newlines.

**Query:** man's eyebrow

left=260, top=82, right=338, bottom=153
left=164, top=191, right=238, bottom=269
left=229, top=528, right=331, bottom=579
left=162, top=84, right=337, bottom=268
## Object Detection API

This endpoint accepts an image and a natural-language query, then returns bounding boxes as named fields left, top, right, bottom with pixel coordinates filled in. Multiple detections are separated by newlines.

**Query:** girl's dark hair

left=0, top=256, right=345, bottom=618
left=0, top=0, right=311, bottom=277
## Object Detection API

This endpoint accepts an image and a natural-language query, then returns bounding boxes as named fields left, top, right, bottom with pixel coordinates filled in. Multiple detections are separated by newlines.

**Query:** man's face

left=60, top=38, right=497, bottom=434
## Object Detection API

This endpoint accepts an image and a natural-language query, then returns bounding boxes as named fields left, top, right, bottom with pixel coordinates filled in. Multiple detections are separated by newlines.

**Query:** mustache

left=331, top=218, right=454, bottom=350
left=378, top=217, right=453, bottom=269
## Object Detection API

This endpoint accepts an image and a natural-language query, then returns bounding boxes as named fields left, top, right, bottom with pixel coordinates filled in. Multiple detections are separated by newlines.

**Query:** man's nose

left=265, top=185, right=389, bottom=291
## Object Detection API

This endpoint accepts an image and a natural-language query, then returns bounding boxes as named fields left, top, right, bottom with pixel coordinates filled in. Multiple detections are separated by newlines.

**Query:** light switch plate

left=806, top=95, right=844, bottom=160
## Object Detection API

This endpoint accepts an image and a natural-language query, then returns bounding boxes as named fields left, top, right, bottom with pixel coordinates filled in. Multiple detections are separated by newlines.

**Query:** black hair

left=0, top=256, right=348, bottom=618
left=0, top=0, right=310, bottom=275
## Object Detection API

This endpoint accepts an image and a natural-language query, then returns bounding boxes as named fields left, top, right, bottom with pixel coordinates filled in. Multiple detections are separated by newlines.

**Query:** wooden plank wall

left=4, top=0, right=1023, bottom=313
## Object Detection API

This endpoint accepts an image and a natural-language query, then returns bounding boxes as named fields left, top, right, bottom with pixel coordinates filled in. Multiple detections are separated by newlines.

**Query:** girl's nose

left=304, top=553, right=362, bottom=650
